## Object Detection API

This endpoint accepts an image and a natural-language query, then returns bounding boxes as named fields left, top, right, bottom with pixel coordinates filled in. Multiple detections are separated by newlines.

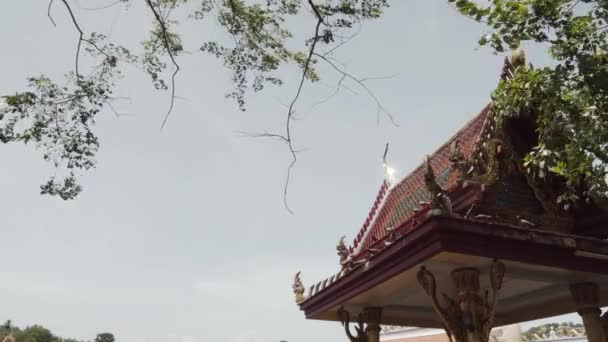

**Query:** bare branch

left=75, top=0, right=123, bottom=11
left=312, top=52, right=398, bottom=126
left=60, top=0, right=84, bottom=77
left=321, top=24, right=362, bottom=57
left=106, top=101, right=135, bottom=117
left=279, top=0, right=325, bottom=214
left=144, top=0, right=181, bottom=130
left=237, top=131, right=289, bottom=143
left=59, top=0, right=112, bottom=77
left=567, top=0, right=582, bottom=12
left=308, top=74, right=348, bottom=111
left=383, top=143, right=389, bottom=164
left=48, top=0, right=57, bottom=27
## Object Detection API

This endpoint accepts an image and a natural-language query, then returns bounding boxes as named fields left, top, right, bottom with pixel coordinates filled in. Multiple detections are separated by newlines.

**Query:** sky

left=0, top=1, right=582, bottom=342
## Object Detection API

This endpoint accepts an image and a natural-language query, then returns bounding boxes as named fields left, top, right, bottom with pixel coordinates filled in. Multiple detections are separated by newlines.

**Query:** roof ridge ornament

left=337, top=236, right=351, bottom=270
left=449, top=139, right=469, bottom=181
left=338, top=307, right=369, bottom=342
left=382, top=143, right=396, bottom=185
left=424, top=156, right=452, bottom=215
left=293, top=271, right=305, bottom=304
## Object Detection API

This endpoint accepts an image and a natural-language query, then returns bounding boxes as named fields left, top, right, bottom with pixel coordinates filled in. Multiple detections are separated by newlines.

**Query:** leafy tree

left=0, top=320, right=100, bottom=342
left=15, top=326, right=55, bottom=342
left=522, top=322, right=585, bottom=341
left=94, top=333, right=114, bottom=342
left=452, top=0, right=608, bottom=208
left=3, top=0, right=608, bottom=211
left=2, top=321, right=12, bottom=331
left=0, top=0, right=389, bottom=204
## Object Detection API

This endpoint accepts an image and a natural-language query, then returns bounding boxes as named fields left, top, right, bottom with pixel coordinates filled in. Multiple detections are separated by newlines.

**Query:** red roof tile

left=351, top=103, right=492, bottom=254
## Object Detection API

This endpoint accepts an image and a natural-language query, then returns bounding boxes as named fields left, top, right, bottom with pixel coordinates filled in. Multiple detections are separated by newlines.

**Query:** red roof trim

left=300, top=215, right=608, bottom=324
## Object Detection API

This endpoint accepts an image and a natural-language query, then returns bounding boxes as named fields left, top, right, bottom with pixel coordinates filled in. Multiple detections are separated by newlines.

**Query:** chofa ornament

left=292, top=271, right=305, bottom=304
left=424, top=156, right=452, bottom=214
left=337, top=236, right=350, bottom=269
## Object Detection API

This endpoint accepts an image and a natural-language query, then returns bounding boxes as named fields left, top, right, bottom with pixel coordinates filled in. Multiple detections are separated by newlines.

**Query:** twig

left=237, top=131, right=289, bottom=143
left=60, top=0, right=84, bottom=77
left=382, top=143, right=389, bottom=164
left=308, top=74, right=348, bottom=110
left=48, top=0, right=57, bottom=27
left=280, top=0, right=324, bottom=214
left=59, top=0, right=112, bottom=78
left=76, top=0, right=123, bottom=11
left=312, top=52, right=398, bottom=126
left=106, top=101, right=133, bottom=117
left=321, top=24, right=362, bottom=57
left=144, top=0, right=181, bottom=130
left=566, top=0, right=582, bottom=12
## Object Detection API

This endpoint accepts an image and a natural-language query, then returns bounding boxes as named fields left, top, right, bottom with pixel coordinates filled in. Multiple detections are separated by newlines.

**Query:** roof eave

left=300, top=215, right=608, bottom=320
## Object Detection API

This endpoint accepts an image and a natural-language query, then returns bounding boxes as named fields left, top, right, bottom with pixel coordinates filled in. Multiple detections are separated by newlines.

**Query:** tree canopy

left=0, top=0, right=390, bottom=208
left=453, top=0, right=608, bottom=207
left=2, top=0, right=608, bottom=211
left=0, top=320, right=102, bottom=342
left=521, top=322, right=585, bottom=341
left=93, top=333, right=114, bottom=342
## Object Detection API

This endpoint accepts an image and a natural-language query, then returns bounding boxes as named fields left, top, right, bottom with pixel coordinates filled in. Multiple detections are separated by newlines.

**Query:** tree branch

left=59, top=0, right=113, bottom=78
left=76, top=0, right=123, bottom=11
left=144, top=0, right=181, bottom=130
left=279, top=0, right=324, bottom=214
left=312, top=52, right=398, bottom=126
left=48, top=0, right=57, bottom=27
left=60, top=0, right=84, bottom=77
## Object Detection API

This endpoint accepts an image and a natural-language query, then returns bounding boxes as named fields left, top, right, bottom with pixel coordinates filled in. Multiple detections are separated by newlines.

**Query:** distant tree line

left=0, top=320, right=114, bottom=342
left=522, top=322, right=585, bottom=341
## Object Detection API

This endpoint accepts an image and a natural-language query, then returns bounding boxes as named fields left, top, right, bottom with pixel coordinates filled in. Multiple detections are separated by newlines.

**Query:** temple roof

left=294, top=54, right=608, bottom=328
left=350, top=103, right=491, bottom=256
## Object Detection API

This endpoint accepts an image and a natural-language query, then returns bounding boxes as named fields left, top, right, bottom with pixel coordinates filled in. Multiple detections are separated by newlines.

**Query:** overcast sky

left=0, top=1, right=580, bottom=342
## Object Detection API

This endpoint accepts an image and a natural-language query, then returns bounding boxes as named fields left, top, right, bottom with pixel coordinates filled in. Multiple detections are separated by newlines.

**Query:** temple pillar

left=363, top=307, right=382, bottom=342
left=452, top=268, right=483, bottom=342
left=418, top=260, right=506, bottom=342
left=601, top=311, right=608, bottom=338
left=569, top=283, right=607, bottom=342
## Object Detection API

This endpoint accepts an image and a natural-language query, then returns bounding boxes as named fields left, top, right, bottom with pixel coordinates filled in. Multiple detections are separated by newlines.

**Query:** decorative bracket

left=338, top=307, right=369, bottom=342
left=417, top=260, right=505, bottom=342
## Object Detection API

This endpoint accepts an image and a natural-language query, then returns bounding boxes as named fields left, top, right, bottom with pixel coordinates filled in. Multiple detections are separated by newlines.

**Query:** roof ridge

left=349, top=180, right=389, bottom=253
left=386, top=103, right=492, bottom=195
